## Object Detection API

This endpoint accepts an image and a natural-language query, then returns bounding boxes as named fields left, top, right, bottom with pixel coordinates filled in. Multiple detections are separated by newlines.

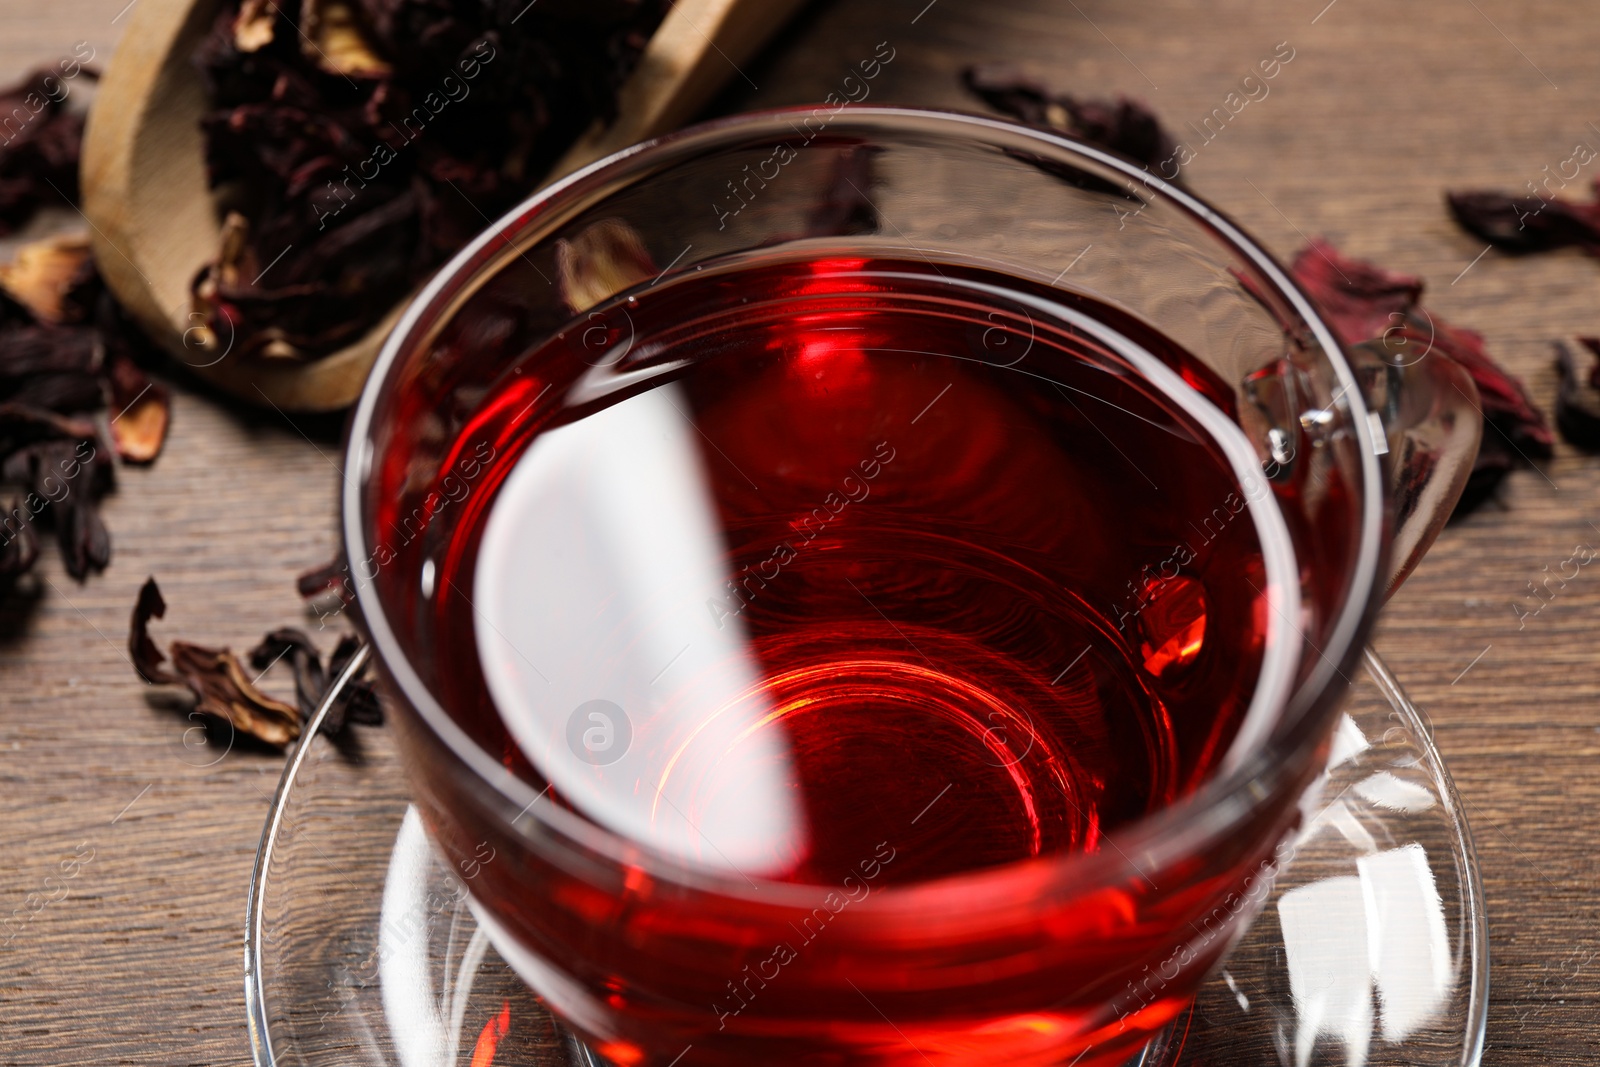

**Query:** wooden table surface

left=3, top=0, right=1598, bottom=1063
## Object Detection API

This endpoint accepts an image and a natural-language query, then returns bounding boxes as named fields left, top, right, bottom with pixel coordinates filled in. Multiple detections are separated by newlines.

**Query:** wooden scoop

left=81, top=0, right=801, bottom=412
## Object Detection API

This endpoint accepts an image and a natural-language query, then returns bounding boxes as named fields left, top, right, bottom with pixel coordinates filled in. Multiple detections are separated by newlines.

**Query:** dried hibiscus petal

left=169, top=640, right=303, bottom=747
left=326, top=632, right=383, bottom=732
left=1447, top=183, right=1600, bottom=255
left=1288, top=239, right=1552, bottom=515
left=248, top=625, right=381, bottom=737
left=0, top=497, right=39, bottom=588
left=296, top=555, right=350, bottom=600
left=1554, top=338, right=1600, bottom=451
left=962, top=64, right=1182, bottom=178
left=0, top=67, right=88, bottom=236
left=301, top=0, right=392, bottom=77
left=2, top=431, right=115, bottom=579
left=106, top=355, right=171, bottom=464
left=249, top=627, right=327, bottom=718
left=130, top=575, right=176, bottom=683
left=0, top=234, right=97, bottom=324
left=130, top=576, right=303, bottom=748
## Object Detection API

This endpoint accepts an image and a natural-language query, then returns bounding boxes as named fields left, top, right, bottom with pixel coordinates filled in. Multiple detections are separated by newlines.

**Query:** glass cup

left=340, top=107, right=1479, bottom=1066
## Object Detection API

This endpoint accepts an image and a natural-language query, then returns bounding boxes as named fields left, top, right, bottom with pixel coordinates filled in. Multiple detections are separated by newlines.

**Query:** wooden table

left=2, top=0, right=1596, bottom=1062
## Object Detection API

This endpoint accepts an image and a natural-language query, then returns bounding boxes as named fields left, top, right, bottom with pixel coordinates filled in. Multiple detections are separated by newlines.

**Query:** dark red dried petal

left=1289, top=239, right=1551, bottom=515
left=962, top=64, right=1182, bottom=178
left=1288, top=240, right=1423, bottom=347
left=326, top=632, right=382, bottom=732
left=296, top=556, right=349, bottom=600
left=0, top=68, right=86, bottom=236
left=248, top=627, right=326, bottom=718
left=129, top=576, right=175, bottom=684
left=1555, top=339, right=1600, bottom=451
left=2, top=432, right=115, bottom=579
left=1447, top=187, right=1600, bottom=255
left=0, top=497, right=40, bottom=586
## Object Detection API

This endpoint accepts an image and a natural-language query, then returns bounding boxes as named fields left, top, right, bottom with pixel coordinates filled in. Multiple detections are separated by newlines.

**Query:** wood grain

left=3, top=0, right=1600, bottom=1063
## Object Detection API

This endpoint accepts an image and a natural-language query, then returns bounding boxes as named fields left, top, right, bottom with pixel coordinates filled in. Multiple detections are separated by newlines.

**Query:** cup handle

left=1346, top=334, right=1483, bottom=600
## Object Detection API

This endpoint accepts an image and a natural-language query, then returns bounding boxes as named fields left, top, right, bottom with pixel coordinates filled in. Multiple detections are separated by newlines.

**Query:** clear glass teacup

left=340, top=107, right=1478, bottom=1066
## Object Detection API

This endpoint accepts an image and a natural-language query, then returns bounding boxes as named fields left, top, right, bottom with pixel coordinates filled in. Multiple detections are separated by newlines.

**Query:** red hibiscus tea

left=400, top=251, right=1297, bottom=1066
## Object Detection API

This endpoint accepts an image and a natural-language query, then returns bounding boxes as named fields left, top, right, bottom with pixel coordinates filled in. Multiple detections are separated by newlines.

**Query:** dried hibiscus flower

left=1289, top=239, right=1553, bottom=514
left=1447, top=182, right=1600, bottom=256
left=130, top=577, right=381, bottom=751
left=0, top=496, right=39, bottom=589
left=106, top=355, right=170, bottom=464
left=0, top=230, right=175, bottom=586
left=0, top=66, right=92, bottom=236
left=187, top=0, right=671, bottom=362
left=962, top=64, right=1182, bottom=178
left=248, top=627, right=382, bottom=736
left=0, top=233, right=97, bottom=323
left=131, top=576, right=303, bottom=748
left=1554, top=338, right=1600, bottom=451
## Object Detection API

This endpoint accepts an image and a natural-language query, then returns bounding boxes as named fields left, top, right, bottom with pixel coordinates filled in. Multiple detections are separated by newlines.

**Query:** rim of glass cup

left=341, top=105, right=1388, bottom=903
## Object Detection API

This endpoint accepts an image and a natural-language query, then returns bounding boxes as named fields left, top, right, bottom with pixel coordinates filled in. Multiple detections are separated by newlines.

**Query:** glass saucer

left=245, top=648, right=1486, bottom=1067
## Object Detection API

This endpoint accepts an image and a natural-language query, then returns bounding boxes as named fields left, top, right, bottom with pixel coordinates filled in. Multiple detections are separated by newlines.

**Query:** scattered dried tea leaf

left=1288, top=239, right=1553, bottom=514
left=2, top=435, right=115, bottom=578
left=0, top=234, right=95, bottom=324
left=962, top=64, right=1182, bottom=178
left=0, top=84, right=169, bottom=596
left=326, top=632, right=383, bottom=733
left=1447, top=184, right=1600, bottom=256
left=106, top=355, right=171, bottom=463
left=1555, top=338, right=1600, bottom=451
